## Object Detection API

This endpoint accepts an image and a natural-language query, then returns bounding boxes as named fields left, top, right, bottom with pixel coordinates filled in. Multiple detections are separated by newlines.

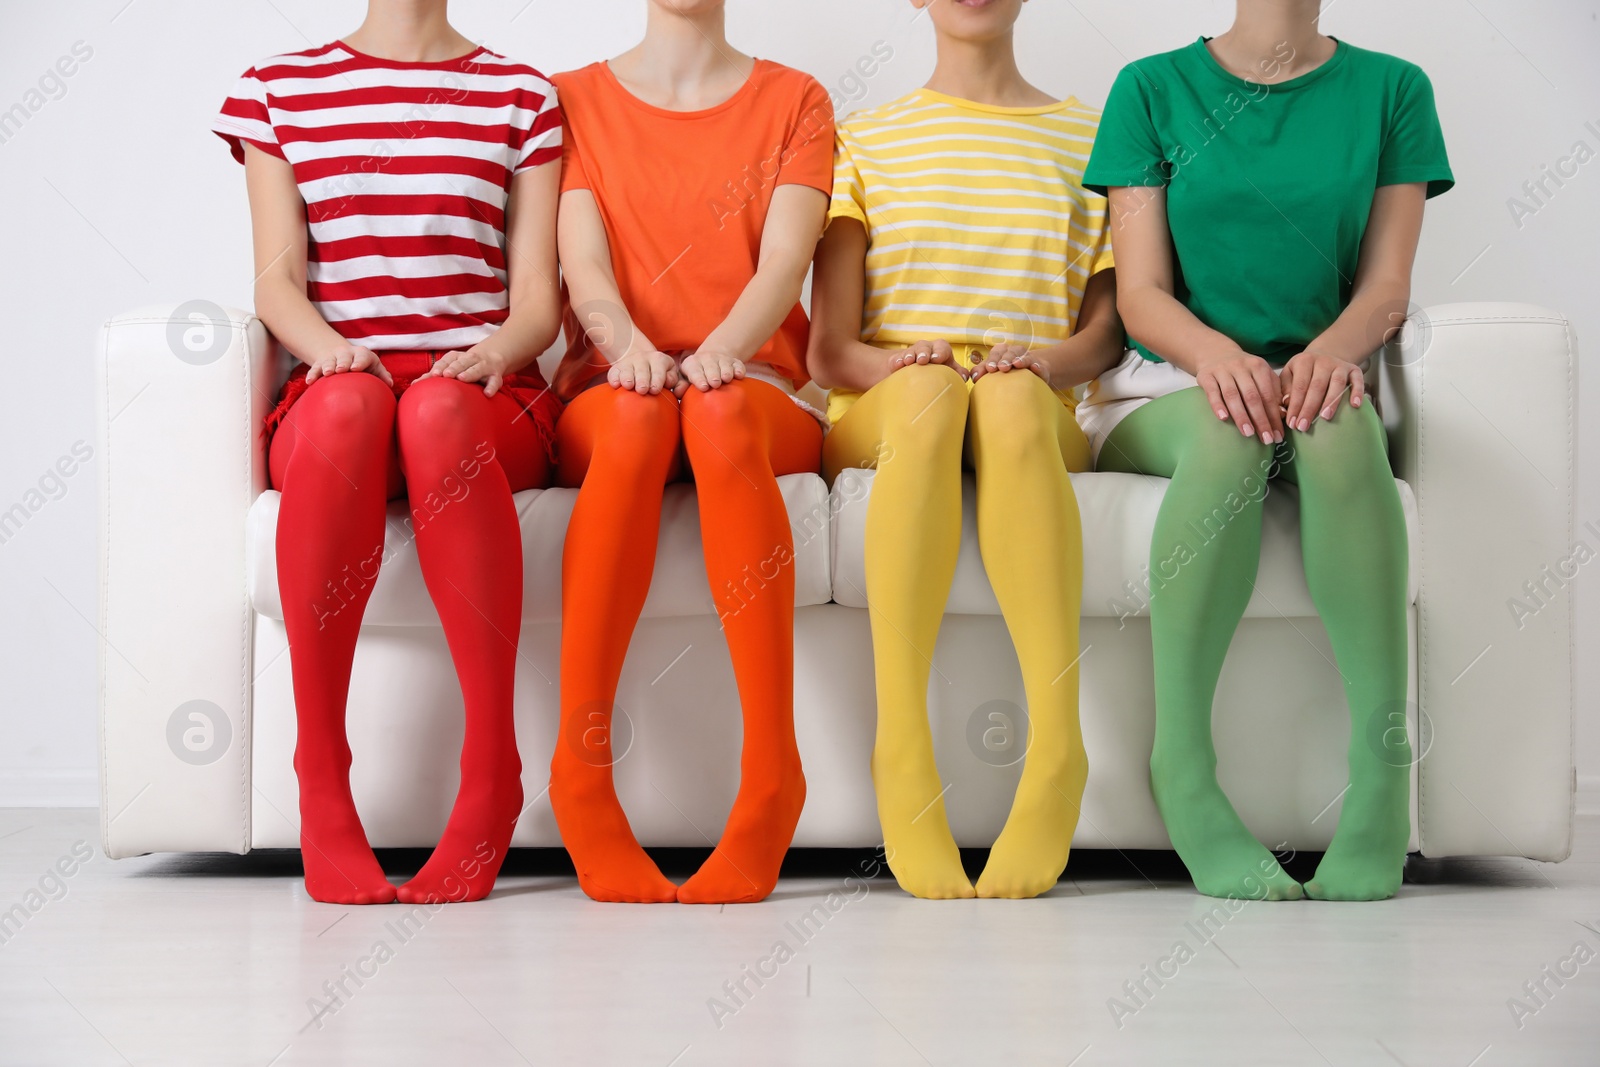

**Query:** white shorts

left=741, top=362, right=829, bottom=427
left=1075, top=348, right=1199, bottom=465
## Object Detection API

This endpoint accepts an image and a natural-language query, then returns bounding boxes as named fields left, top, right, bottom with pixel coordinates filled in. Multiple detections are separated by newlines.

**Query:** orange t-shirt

left=551, top=59, right=834, bottom=401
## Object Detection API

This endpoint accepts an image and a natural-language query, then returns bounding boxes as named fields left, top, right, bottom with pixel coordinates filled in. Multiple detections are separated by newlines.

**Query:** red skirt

left=262, top=352, right=562, bottom=466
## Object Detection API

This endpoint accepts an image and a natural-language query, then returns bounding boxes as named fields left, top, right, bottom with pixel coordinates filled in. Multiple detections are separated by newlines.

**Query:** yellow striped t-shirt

left=826, top=89, right=1115, bottom=423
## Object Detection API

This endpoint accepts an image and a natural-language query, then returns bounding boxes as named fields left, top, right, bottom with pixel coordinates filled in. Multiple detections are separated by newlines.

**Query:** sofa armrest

left=96, top=303, right=287, bottom=856
left=1378, top=302, right=1577, bottom=860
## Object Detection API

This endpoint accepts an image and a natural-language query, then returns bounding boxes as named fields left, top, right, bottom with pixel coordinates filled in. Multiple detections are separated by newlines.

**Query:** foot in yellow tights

left=976, top=737, right=1088, bottom=899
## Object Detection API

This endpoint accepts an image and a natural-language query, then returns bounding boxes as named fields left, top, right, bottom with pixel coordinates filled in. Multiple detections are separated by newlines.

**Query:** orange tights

left=551, top=379, right=822, bottom=903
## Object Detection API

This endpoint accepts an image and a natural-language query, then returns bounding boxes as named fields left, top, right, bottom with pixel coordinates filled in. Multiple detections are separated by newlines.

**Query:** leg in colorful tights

left=965, top=369, right=1091, bottom=899
left=823, top=363, right=974, bottom=899
left=1097, top=387, right=1303, bottom=900
left=393, top=377, right=552, bottom=904
left=270, top=372, right=403, bottom=905
left=1278, top=401, right=1411, bottom=901
left=550, top=386, right=683, bottom=902
left=676, top=379, right=823, bottom=904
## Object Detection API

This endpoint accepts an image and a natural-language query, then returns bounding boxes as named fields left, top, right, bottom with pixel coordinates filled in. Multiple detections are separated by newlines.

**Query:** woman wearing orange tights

left=549, top=0, right=833, bottom=904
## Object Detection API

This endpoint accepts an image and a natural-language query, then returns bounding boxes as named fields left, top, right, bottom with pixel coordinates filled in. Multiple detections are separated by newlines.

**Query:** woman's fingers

left=1249, top=363, right=1284, bottom=443
left=1216, top=373, right=1257, bottom=438
left=1200, top=372, right=1230, bottom=422
left=1228, top=369, right=1267, bottom=441
left=1349, top=365, right=1365, bottom=409
left=1296, top=363, right=1332, bottom=431
left=648, top=356, right=668, bottom=395
left=367, top=358, right=394, bottom=386
left=681, top=355, right=709, bottom=392
left=1281, top=362, right=1309, bottom=431
left=480, top=373, right=501, bottom=398
left=1320, top=363, right=1351, bottom=421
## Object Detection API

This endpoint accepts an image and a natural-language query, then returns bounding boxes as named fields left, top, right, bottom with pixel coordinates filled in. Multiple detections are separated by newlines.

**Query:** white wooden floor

left=1, top=809, right=1597, bottom=1066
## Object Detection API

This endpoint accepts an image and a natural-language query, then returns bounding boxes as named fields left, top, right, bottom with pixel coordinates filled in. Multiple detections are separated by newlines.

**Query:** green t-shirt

left=1083, top=37, right=1453, bottom=364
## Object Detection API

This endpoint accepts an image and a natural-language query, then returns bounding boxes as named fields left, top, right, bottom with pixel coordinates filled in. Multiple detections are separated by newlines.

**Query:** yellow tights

left=824, top=364, right=1090, bottom=899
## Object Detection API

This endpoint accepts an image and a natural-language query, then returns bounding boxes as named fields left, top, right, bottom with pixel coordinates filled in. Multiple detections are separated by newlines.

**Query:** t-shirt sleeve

left=212, top=68, right=282, bottom=164
left=558, top=113, right=590, bottom=193
left=827, top=128, right=867, bottom=228
left=514, top=76, right=563, bottom=172
left=1082, top=64, right=1166, bottom=196
left=1377, top=66, right=1453, bottom=198
left=775, top=75, right=836, bottom=195
left=1088, top=196, right=1116, bottom=276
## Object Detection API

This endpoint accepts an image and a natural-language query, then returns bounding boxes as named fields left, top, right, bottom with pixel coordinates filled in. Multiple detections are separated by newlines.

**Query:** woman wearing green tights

left=1081, top=0, right=1452, bottom=901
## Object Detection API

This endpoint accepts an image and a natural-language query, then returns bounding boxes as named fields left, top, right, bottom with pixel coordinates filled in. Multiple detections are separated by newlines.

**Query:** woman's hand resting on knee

left=969, top=342, right=1048, bottom=384
left=428, top=343, right=512, bottom=396
left=1195, top=346, right=1284, bottom=444
left=676, top=348, right=745, bottom=395
left=889, top=339, right=967, bottom=378
left=607, top=348, right=679, bottom=395
left=1278, top=351, right=1365, bottom=433
left=304, top=341, right=394, bottom=386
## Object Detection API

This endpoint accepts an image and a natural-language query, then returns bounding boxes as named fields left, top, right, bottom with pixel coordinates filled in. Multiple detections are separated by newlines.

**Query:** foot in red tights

left=391, top=378, right=548, bottom=904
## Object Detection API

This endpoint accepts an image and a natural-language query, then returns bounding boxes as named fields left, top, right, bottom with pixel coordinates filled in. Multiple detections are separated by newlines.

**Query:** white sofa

left=95, top=302, right=1578, bottom=863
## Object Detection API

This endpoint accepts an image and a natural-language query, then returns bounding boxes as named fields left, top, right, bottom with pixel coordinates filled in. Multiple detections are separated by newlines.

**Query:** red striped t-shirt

left=213, top=41, right=561, bottom=353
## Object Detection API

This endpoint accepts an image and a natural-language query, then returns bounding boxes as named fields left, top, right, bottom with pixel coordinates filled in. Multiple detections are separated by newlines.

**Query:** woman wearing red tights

left=214, top=0, right=563, bottom=904
left=550, top=0, right=833, bottom=904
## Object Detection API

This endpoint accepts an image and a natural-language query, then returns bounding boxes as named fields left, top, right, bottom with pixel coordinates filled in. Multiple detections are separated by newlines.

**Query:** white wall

left=0, top=0, right=1594, bottom=807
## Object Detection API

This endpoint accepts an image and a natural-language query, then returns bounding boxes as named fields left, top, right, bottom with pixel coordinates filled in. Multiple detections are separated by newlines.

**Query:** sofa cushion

left=829, top=469, right=1420, bottom=618
left=247, top=473, right=835, bottom=624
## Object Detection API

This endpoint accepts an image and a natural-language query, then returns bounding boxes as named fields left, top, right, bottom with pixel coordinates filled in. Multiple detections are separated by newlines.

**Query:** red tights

left=551, top=379, right=822, bottom=903
left=270, top=371, right=550, bottom=904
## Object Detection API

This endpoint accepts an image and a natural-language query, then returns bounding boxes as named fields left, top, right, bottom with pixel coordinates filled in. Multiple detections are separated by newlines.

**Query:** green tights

left=1098, top=386, right=1410, bottom=901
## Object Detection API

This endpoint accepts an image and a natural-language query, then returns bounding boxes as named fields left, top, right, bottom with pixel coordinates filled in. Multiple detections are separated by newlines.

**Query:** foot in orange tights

left=677, top=753, right=806, bottom=904
left=551, top=712, right=677, bottom=902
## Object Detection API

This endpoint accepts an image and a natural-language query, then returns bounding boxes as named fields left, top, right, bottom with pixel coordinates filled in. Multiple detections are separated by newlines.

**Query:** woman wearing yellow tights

left=807, top=0, right=1123, bottom=899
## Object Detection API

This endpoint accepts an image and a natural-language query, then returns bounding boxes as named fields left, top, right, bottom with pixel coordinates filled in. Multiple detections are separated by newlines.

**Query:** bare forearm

left=1305, top=275, right=1410, bottom=365
left=809, top=333, right=901, bottom=392
left=1117, top=284, right=1245, bottom=375
left=699, top=260, right=808, bottom=363
left=1032, top=276, right=1126, bottom=387
left=473, top=286, right=562, bottom=374
left=254, top=276, right=347, bottom=367
left=563, top=260, right=656, bottom=364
